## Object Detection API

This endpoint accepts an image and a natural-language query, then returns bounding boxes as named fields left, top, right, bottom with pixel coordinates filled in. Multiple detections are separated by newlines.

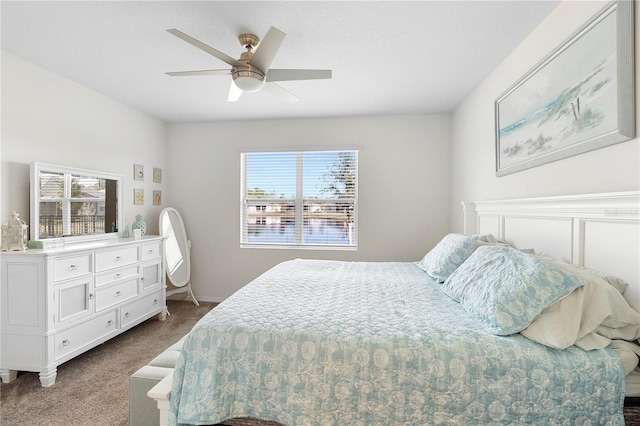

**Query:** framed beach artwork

left=495, top=1, right=634, bottom=176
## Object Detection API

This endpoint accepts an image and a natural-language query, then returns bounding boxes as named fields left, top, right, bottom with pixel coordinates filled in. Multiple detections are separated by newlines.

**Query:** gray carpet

left=0, top=299, right=215, bottom=426
left=1, top=298, right=638, bottom=425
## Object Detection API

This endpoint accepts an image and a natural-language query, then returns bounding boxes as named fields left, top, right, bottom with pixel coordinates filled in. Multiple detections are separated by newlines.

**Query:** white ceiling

left=1, top=1, right=559, bottom=123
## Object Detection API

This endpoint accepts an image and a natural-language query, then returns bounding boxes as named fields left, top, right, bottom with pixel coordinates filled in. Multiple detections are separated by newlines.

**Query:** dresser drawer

left=141, top=241, right=161, bottom=261
left=54, top=254, right=91, bottom=282
left=121, top=291, right=163, bottom=328
left=95, top=265, right=138, bottom=288
left=55, top=310, right=117, bottom=361
left=95, top=246, right=138, bottom=272
left=95, top=279, right=138, bottom=311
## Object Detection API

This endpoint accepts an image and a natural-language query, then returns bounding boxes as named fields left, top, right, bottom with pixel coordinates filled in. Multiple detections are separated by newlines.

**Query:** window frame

left=240, top=149, right=358, bottom=250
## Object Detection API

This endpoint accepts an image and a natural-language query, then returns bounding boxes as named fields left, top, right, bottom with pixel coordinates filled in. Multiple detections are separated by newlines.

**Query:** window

left=241, top=150, right=358, bottom=248
left=32, top=163, right=120, bottom=240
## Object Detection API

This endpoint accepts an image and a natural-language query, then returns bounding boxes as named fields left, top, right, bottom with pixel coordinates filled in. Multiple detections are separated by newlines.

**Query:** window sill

left=240, top=244, right=357, bottom=251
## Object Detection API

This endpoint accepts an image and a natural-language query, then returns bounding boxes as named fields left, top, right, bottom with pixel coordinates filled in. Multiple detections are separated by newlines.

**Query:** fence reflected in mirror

left=30, top=162, right=123, bottom=242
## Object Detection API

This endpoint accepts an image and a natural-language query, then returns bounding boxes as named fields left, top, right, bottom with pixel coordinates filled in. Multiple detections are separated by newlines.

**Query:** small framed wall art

left=153, top=167, right=162, bottom=183
left=134, top=164, right=144, bottom=181
left=134, top=188, right=144, bottom=205
left=153, top=190, right=162, bottom=205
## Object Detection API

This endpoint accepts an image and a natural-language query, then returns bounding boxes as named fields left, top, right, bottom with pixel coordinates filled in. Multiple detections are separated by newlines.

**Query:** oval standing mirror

left=160, top=207, right=198, bottom=305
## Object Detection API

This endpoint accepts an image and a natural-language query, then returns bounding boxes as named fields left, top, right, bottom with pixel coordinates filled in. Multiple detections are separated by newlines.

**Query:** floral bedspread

left=169, top=259, right=624, bottom=425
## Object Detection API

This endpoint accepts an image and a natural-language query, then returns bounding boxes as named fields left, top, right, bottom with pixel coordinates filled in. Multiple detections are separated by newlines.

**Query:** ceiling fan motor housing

left=232, top=50, right=266, bottom=92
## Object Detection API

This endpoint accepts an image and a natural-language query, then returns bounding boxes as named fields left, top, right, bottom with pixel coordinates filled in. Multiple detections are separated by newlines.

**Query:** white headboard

left=462, top=191, right=640, bottom=311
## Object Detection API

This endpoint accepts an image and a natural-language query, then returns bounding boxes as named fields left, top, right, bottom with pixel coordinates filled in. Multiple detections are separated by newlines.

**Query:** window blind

left=37, top=172, right=107, bottom=238
left=241, top=150, right=358, bottom=248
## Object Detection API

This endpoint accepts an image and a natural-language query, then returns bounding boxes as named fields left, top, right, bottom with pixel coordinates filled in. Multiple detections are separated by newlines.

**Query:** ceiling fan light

left=233, top=76, right=264, bottom=92
left=232, top=68, right=265, bottom=93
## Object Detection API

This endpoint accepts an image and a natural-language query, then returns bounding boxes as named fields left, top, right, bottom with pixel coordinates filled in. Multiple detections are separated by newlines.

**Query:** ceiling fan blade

left=266, top=69, right=332, bottom=82
left=262, top=82, right=300, bottom=104
left=166, top=69, right=231, bottom=77
left=249, top=26, right=285, bottom=73
left=227, top=82, right=243, bottom=102
left=167, top=29, right=243, bottom=67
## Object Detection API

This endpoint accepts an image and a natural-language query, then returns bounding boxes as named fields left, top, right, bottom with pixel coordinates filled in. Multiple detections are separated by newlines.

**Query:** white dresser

left=0, top=236, right=167, bottom=387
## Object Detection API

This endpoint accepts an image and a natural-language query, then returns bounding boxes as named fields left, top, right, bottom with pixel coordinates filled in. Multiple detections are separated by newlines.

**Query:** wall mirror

left=30, top=162, right=124, bottom=242
left=160, top=207, right=199, bottom=305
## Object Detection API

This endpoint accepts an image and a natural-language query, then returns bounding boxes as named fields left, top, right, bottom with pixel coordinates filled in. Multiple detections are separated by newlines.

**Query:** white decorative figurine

left=1, top=211, right=29, bottom=251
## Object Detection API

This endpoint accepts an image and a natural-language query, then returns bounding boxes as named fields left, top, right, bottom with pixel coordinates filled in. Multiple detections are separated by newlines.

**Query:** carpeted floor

left=1, top=298, right=639, bottom=425
left=0, top=299, right=215, bottom=426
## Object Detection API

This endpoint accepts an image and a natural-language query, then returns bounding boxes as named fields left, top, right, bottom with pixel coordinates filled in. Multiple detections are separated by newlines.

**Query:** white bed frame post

left=461, top=202, right=477, bottom=235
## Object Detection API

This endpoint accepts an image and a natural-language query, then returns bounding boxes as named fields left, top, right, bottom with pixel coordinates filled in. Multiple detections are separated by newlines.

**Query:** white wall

left=450, top=1, right=640, bottom=232
left=1, top=50, right=451, bottom=303
left=1, top=51, right=168, bottom=235
left=167, top=115, right=451, bottom=301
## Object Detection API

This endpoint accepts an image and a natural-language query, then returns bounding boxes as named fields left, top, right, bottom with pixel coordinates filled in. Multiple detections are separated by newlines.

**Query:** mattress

left=169, top=259, right=625, bottom=425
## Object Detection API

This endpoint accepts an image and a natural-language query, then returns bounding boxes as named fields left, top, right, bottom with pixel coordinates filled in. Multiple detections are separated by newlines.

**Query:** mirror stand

left=166, top=240, right=199, bottom=305
left=160, top=208, right=199, bottom=307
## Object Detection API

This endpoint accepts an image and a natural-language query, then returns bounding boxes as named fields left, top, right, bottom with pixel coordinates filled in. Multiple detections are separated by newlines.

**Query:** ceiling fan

left=166, top=26, right=332, bottom=104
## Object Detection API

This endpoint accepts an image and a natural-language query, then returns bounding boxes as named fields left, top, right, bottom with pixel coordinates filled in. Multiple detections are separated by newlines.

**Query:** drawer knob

left=124, top=312, right=130, bottom=318
left=107, top=320, right=114, bottom=327
left=115, top=273, right=121, bottom=279
left=154, top=299, right=158, bottom=305
left=147, top=249, right=154, bottom=254
left=115, top=291, right=121, bottom=297
left=114, top=256, right=122, bottom=262
left=140, top=277, right=146, bottom=283
left=89, top=293, right=94, bottom=300
left=62, top=339, right=70, bottom=346
left=68, top=264, right=78, bottom=271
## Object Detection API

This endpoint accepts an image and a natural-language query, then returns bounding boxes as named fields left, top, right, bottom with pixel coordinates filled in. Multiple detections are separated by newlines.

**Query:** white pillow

left=610, top=340, right=640, bottom=375
left=534, top=252, right=628, bottom=294
left=519, top=285, right=584, bottom=350
left=521, top=257, right=640, bottom=350
left=574, top=265, right=629, bottom=294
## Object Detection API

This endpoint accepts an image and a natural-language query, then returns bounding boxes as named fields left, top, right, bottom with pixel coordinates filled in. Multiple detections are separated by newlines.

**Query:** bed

left=166, top=191, right=640, bottom=425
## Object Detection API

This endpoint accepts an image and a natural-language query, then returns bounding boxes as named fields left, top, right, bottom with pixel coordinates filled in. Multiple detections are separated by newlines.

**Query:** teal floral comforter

left=169, top=259, right=624, bottom=425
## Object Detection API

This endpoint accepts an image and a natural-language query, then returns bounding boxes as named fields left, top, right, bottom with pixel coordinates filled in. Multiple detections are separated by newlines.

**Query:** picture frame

left=134, top=188, right=144, bottom=205
left=153, top=167, right=162, bottom=183
left=495, top=1, right=634, bottom=176
left=153, top=190, right=162, bottom=206
left=134, top=164, right=144, bottom=181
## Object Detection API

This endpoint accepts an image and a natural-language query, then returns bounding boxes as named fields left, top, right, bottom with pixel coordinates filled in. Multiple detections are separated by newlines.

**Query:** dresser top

left=0, top=235, right=163, bottom=256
